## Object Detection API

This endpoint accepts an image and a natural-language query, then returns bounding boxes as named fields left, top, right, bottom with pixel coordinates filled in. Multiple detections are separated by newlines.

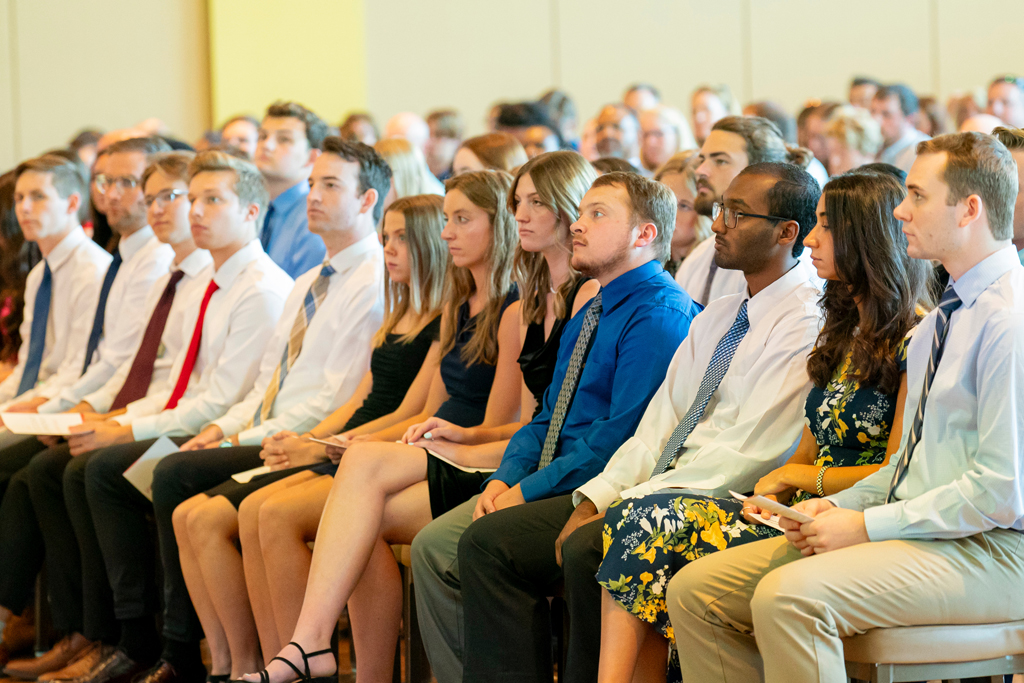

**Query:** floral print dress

left=596, top=337, right=910, bottom=681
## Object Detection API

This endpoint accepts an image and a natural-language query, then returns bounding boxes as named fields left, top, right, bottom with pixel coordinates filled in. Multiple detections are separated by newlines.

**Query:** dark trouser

left=150, top=445, right=263, bottom=644
left=0, top=432, right=46, bottom=501
left=0, top=467, right=45, bottom=621
left=459, top=494, right=604, bottom=683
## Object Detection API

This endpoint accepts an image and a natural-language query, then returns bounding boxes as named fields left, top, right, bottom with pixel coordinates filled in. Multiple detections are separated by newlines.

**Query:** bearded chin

left=694, top=192, right=716, bottom=217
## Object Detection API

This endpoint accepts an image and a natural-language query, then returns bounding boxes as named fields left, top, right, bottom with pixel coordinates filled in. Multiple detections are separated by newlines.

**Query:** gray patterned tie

left=885, top=284, right=962, bottom=503
left=650, top=299, right=750, bottom=477
left=537, top=291, right=603, bottom=469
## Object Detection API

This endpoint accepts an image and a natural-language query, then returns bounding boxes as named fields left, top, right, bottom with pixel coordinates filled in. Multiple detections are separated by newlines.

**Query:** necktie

left=82, top=250, right=123, bottom=374
left=651, top=299, right=750, bottom=477
left=164, top=279, right=219, bottom=410
left=537, top=290, right=603, bottom=469
left=885, top=285, right=962, bottom=503
left=110, top=270, right=186, bottom=411
left=17, top=262, right=52, bottom=397
left=700, top=261, right=719, bottom=307
left=260, top=203, right=277, bottom=252
left=251, top=263, right=335, bottom=426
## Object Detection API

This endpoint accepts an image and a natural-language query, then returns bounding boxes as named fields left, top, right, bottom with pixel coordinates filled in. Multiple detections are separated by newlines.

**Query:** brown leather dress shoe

left=4, top=633, right=91, bottom=680
left=39, top=642, right=109, bottom=682
left=128, top=661, right=190, bottom=683
left=66, top=648, right=143, bottom=683
left=0, top=610, right=37, bottom=668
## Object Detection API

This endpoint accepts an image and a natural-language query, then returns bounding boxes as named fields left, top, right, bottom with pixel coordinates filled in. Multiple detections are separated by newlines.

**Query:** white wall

left=363, top=0, right=1024, bottom=138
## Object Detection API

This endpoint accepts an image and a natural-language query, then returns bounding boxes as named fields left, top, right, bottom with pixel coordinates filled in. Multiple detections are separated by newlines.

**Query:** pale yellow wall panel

left=13, top=0, right=210, bottom=158
left=0, top=0, right=16, bottom=170
left=749, top=0, right=933, bottom=113
left=209, top=0, right=366, bottom=126
left=364, top=0, right=551, bottom=137
left=935, top=0, right=1024, bottom=99
left=558, top=0, right=747, bottom=125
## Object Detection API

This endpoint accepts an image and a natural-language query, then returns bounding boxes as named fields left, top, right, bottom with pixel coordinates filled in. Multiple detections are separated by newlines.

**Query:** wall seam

left=740, top=0, right=753, bottom=103
left=8, top=0, right=21, bottom=160
left=550, top=0, right=561, bottom=87
left=929, top=0, right=941, bottom=95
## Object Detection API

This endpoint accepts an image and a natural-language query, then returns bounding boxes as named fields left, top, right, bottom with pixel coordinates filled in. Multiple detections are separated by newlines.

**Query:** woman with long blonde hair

left=172, top=195, right=449, bottom=679
left=374, top=138, right=444, bottom=216
left=239, top=171, right=524, bottom=683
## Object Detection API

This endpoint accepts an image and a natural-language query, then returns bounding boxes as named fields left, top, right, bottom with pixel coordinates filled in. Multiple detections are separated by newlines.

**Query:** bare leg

left=257, top=476, right=333, bottom=649
left=631, top=628, right=668, bottom=683
left=187, top=495, right=262, bottom=678
left=242, top=442, right=430, bottom=683
left=598, top=589, right=662, bottom=683
left=173, top=494, right=231, bottom=676
left=239, top=472, right=321, bottom=658
left=345, top=481, right=432, bottom=683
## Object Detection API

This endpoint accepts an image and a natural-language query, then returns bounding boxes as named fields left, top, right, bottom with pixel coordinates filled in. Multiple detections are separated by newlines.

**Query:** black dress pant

left=150, top=445, right=262, bottom=643
left=0, top=466, right=45, bottom=621
left=0, top=433, right=46, bottom=501
left=459, top=494, right=604, bottom=683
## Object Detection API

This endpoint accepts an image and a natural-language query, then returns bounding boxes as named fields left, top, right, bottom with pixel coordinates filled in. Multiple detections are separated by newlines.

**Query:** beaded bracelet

left=816, top=463, right=833, bottom=497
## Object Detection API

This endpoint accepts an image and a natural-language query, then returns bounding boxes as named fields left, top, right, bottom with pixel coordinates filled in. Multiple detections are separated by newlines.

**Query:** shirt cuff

left=37, top=397, right=72, bottom=414
left=574, top=476, right=622, bottom=513
left=235, top=426, right=265, bottom=447
left=863, top=503, right=901, bottom=542
left=131, top=416, right=161, bottom=441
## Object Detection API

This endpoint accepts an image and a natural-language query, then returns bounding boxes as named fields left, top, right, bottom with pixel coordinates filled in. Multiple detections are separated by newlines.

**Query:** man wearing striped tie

left=669, top=133, right=1024, bottom=683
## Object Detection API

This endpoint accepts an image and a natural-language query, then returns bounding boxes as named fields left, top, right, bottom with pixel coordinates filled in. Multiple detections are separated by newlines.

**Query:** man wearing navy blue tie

left=670, top=132, right=1024, bottom=683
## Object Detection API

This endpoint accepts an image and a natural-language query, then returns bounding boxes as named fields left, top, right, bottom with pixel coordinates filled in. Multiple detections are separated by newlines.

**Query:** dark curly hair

left=806, top=171, right=933, bottom=394
left=0, top=171, right=42, bottom=363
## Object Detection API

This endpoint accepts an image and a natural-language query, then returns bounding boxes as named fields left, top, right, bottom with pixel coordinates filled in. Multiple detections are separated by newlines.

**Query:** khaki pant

left=666, top=530, right=1024, bottom=683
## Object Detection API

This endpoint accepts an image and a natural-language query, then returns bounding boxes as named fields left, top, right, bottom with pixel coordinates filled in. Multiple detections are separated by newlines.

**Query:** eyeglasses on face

left=144, top=189, right=186, bottom=208
left=711, top=202, right=791, bottom=229
left=93, top=174, right=140, bottom=194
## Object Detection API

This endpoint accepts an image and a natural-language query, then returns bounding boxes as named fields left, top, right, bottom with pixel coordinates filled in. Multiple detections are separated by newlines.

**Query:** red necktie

left=164, top=279, right=219, bottom=410
left=110, top=270, right=186, bottom=410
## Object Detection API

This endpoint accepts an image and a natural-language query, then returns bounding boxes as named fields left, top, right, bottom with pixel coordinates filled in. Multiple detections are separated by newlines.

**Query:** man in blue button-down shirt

left=411, top=172, right=701, bottom=683
left=255, top=101, right=328, bottom=278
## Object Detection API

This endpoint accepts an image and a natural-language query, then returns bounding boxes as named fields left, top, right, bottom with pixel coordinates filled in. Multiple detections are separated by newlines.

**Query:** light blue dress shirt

left=261, top=180, right=326, bottom=279
left=829, top=245, right=1024, bottom=541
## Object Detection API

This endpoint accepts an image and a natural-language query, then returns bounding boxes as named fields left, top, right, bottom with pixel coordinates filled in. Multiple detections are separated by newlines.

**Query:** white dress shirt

left=38, top=227, right=174, bottom=413
left=830, top=245, right=1024, bottom=541
left=575, top=264, right=822, bottom=512
left=878, top=127, right=931, bottom=173
left=675, top=237, right=822, bottom=306
left=212, top=232, right=385, bottom=445
left=116, top=240, right=293, bottom=439
left=81, top=249, right=214, bottom=414
left=0, top=227, right=112, bottom=407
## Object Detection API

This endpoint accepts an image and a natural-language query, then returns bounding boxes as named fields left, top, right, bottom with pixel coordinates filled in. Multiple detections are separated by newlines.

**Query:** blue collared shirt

left=262, top=181, right=326, bottom=279
left=490, top=259, right=702, bottom=502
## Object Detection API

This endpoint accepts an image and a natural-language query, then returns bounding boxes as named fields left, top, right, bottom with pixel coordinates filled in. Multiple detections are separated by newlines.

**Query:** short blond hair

left=826, top=106, right=883, bottom=157
left=142, top=151, right=195, bottom=191
left=187, top=150, right=268, bottom=217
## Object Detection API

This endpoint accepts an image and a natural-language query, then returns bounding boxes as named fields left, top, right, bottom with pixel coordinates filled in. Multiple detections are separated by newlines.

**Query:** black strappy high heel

left=238, top=642, right=337, bottom=683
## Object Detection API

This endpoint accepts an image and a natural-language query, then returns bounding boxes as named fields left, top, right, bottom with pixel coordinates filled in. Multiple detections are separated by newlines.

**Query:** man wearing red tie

left=58, top=151, right=292, bottom=683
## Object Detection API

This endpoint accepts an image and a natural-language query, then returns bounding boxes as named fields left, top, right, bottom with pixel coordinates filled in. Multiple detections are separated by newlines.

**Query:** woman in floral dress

left=594, top=171, right=934, bottom=683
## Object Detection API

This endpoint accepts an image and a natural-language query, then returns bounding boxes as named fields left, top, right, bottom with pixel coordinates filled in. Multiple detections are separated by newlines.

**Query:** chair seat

left=843, top=621, right=1024, bottom=664
left=392, top=544, right=412, bottom=568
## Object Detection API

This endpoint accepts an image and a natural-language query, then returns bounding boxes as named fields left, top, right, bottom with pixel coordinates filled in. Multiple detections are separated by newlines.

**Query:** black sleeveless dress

left=425, top=289, right=520, bottom=517
left=208, top=317, right=442, bottom=507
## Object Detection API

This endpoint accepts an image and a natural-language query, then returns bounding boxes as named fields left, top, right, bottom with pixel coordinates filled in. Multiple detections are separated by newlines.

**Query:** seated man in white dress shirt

left=668, top=132, right=1024, bottom=683
left=675, top=116, right=820, bottom=306
left=457, top=162, right=823, bottom=683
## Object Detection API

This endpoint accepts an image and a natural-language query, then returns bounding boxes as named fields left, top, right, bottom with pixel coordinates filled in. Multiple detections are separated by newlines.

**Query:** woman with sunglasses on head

left=594, top=170, right=932, bottom=683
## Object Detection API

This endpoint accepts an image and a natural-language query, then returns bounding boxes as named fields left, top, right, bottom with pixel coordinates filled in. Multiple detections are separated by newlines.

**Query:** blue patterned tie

left=537, top=290, right=602, bottom=469
left=17, top=262, right=52, bottom=397
left=651, top=300, right=750, bottom=476
left=885, top=285, right=962, bottom=503
left=82, top=250, right=122, bottom=374
left=260, top=203, right=277, bottom=252
left=251, top=263, right=335, bottom=426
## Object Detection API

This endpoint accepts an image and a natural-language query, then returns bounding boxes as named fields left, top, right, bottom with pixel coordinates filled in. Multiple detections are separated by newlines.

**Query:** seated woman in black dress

left=171, top=195, right=449, bottom=680
left=238, top=171, right=524, bottom=683
left=402, top=150, right=600, bottom=470
left=594, top=171, right=934, bottom=683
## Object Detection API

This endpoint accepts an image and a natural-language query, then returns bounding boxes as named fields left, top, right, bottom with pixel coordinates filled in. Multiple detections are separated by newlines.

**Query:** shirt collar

left=950, top=244, right=1022, bottom=308
left=325, top=232, right=381, bottom=276
left=173, top=248, right=214, bottom=278
left=599, top=259, right=664, bottom=312
left=744, top=262, right=814, bottom=329
left=45, top=226, right=90, bottom=271
left=213, top=239, right=264, bottom=289
left=270, top=180, right=309, bottom=212
left=117, top=226, right=156, bottom=261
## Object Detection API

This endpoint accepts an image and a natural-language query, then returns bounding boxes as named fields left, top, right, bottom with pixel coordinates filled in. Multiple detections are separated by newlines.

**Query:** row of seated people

left=0, top=118, right=1020, bottom=683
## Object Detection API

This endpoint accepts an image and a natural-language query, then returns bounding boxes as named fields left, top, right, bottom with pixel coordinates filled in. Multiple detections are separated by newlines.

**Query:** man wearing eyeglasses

left=988, top=75, right=1024, bottom=129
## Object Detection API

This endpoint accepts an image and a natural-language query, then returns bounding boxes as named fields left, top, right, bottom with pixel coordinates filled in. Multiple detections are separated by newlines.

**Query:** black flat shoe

left=234, top=642, right=335, bottom=683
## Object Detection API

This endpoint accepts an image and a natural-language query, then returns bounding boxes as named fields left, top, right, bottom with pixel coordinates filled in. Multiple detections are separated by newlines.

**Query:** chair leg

left=401, top=564, right=430, bottom=683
